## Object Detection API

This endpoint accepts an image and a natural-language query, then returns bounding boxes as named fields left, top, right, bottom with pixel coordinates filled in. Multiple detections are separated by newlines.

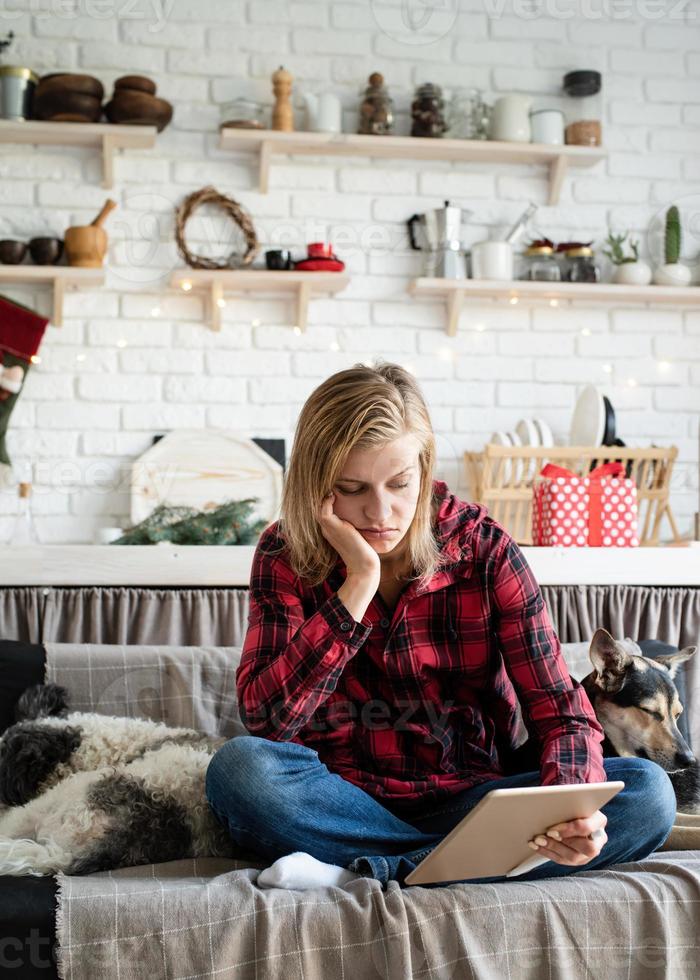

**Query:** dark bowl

left=104, top=92, right=173, bottom=131
left=33, top=89, right=102, bottom=123
left=114, top=74, right=157, bottom=96
left=0, top=240, right=27, bottom=264
left=37, top=73, right=104, bottom=99
left=28, top=237, right=64, bottom=265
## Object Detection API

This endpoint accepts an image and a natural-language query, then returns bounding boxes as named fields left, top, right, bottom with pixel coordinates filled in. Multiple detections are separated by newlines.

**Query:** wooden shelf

left=0, top=265, right=105, bottom=326
left=0, top=120, right=157, bottom=189
left=169, top=268, right=350, bottom=331
left=218, top=127, right=606, bottom=202
left=409, top=277, right=700, bottom=335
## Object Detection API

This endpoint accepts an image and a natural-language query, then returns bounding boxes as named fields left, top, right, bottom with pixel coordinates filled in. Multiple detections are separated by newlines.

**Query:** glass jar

left=563, top=245, right=600, bottom=282
left=357, top=71, right=394, bottom=135
left=446, top=87, right=479, bottom=139
left=411, top=82, right=447, bottom=138
left=220, top=98, right=267, bottom=130
left=522, top=245, right=561, bottom=281
left=563, top=70, right=602, bottom=146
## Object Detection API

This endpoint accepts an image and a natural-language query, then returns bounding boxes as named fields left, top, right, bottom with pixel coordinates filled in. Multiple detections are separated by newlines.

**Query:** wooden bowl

left=36, top=73, right=104, bottom=100
left=114, top=75, right=157, bottom=96
left=28, top=237, right=64, bottom=265
left=0, top=240, right=28, bottom=264
left=104, top=92, right=173, bottom=131
left=33, top=89, right=102, bottom=123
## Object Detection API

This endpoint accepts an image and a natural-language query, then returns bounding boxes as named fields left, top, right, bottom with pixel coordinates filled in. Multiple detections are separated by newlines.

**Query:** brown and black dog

left=500, top=628, right=699, bottom=814
left=581, top=628, right=699, bottom=814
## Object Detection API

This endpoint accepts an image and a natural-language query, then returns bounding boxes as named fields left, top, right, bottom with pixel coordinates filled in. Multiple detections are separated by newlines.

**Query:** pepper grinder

left=271, top=65, right=294, bottom=132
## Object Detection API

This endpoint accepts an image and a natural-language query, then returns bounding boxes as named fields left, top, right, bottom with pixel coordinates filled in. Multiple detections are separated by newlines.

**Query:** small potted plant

left=653, top=205, right=692, bottom=286
left=602, top=230, right=651, bottom=285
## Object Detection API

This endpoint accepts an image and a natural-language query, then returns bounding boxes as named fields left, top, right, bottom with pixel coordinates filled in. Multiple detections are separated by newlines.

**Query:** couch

left=1, top=633, right=699, bottom=980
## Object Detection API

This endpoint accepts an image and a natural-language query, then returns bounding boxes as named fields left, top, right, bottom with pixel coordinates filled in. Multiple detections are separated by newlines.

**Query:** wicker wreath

left=174, top=186, right=259, bottom=270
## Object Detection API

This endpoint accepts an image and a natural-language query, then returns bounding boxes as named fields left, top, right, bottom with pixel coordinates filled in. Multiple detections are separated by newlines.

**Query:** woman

left=206, top=362, right=676, bottom=889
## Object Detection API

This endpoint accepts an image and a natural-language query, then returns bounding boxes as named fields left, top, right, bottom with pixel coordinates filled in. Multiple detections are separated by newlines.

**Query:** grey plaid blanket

left=45, top=643, right=700, bottom=980
left=55, top=853, right=700, bottom=980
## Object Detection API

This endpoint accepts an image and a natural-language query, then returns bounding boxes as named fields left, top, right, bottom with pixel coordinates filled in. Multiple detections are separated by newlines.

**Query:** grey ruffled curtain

left=1, top=585, right=696, bottom=649
left=0, top=588, right=251, bottom=647
left=1, top=584, right=698, bottom=745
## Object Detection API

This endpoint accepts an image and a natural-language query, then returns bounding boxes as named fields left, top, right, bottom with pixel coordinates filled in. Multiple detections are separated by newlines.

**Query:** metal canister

left=0, top=66, right=39, bottom=120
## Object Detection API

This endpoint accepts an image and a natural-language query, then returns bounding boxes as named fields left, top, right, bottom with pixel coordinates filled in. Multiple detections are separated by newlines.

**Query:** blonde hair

left=277, top=361, right=444, bottom=587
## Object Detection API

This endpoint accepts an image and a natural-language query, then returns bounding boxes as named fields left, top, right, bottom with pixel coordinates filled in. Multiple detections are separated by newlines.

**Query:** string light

left=180, top=280, right=192, bottom=292
left=76, top=353, right=86, bottom=362
left=330, top=341, right=340, bottom=351
left=549, top=298, right=559, bottom=308
left=150, top=306, right=161, bottom=317
left=116, top=339, right=127, bottom=349
left=30, top=354, right=41, bottom=364
left=509, top=296, right=519, bottom=305
left=475, top=322, right=486, bottom=332
left=602, top=363, right=612, bottom=374
left=580, top=327, right=591, bottom=336
left=657, top=360, right=672, bottom=373
left=293, top=326, right=302, bottom=336
left=216, top=297, right=226, bottom=308
left=251, top=318, right=261, bottom=327
left=627, top=377, right=637, bottom=387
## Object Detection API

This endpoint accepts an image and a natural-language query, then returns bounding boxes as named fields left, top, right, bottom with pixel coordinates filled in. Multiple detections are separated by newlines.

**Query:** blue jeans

left=205, top=735, right=677, bottom=888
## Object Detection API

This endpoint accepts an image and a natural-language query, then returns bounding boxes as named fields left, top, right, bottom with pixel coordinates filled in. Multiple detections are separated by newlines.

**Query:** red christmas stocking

left=0, top=295, right=50, bottom=471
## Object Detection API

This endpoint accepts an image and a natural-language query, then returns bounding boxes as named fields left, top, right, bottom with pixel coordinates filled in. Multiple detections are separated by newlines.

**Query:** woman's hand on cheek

left=317, top=492, right=381, bottom=582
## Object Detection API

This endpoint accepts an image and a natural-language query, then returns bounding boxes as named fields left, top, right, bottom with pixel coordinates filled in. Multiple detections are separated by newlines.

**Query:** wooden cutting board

left=131, top=430, right=283, bottom=526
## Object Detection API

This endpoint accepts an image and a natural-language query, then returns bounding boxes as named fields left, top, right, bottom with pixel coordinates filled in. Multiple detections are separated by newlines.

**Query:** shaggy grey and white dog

left=0, top=684, right=237, bottom=876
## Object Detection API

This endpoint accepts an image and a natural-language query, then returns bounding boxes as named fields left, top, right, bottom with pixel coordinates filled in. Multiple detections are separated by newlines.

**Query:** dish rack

left=464, top=444, right=681, bottom=546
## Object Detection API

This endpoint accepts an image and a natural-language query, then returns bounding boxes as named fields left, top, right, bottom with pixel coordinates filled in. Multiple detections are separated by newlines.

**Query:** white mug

left=530, top=108, right=564, bottom=145
left=470, top=241, right=513, bottom=280
left=490, top=95, right=532, bottom=142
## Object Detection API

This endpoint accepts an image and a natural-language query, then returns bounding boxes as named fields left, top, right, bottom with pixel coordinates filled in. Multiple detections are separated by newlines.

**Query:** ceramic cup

left=529, top=108, right=564, bottom=145
left=470, top=241, right=513, bottom=280
left=265, top=249, right=293, bottom=270
left=307, top=242, right=335, bottom=258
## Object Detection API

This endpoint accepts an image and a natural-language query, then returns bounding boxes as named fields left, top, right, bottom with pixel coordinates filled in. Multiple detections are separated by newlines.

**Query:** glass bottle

left=563, top=70, right=602, bottom=146
left=411, top=82, right=447, bottom=138
left=522, top=244, right=561, bottom=281
left=563, top=245, right=600, bottom=282
left=9, top=480, right=39, bottom=544
left=357, top=72, right=394, bottom=135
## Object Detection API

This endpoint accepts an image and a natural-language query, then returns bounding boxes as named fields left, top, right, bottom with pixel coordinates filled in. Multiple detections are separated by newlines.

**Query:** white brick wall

left=1, top=0, right=699, bottom=543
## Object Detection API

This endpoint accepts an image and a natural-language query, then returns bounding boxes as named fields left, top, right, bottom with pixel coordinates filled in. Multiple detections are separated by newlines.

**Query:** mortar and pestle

left=64, top=198, right=117, bottom=268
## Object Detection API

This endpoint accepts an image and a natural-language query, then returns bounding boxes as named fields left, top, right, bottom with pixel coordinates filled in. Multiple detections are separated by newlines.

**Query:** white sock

left=257, top=851, right=361, bottom=890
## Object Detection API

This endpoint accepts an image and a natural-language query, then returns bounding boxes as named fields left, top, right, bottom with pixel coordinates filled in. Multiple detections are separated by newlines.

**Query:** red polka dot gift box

left=532, top=462, right=639, bottom=548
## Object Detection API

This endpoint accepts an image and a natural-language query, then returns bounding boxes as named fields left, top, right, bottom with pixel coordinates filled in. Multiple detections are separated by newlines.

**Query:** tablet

left=403, top=780, right=624, bottom=885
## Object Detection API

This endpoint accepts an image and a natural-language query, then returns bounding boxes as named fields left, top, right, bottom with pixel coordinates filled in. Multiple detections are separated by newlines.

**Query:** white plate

left=515, top=418, right=540, bottom=447
left=569, top=384, right=606, bottom=447
left=533, top=417, right=554, bottom=448
left=515, top=419, right=540, bottom=481
left=490, top=430, right=514, bottom=483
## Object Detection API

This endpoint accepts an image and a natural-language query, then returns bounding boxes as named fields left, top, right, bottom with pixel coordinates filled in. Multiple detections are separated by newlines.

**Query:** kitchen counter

left=0, top=544, right=697, bottom=587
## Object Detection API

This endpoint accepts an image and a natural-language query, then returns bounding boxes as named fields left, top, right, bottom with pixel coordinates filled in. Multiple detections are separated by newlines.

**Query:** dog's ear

left=654, top=645, right=698, bottom=680
left=14, top=683, right=70, bottom=722
left=0, top=723, right=81, bottom=806
left=589, top=628, right=632, bottom=694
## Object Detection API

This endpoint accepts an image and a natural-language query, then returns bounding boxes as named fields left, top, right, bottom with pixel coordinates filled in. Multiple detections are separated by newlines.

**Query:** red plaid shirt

left=237, top=479, right=606, bottom=805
